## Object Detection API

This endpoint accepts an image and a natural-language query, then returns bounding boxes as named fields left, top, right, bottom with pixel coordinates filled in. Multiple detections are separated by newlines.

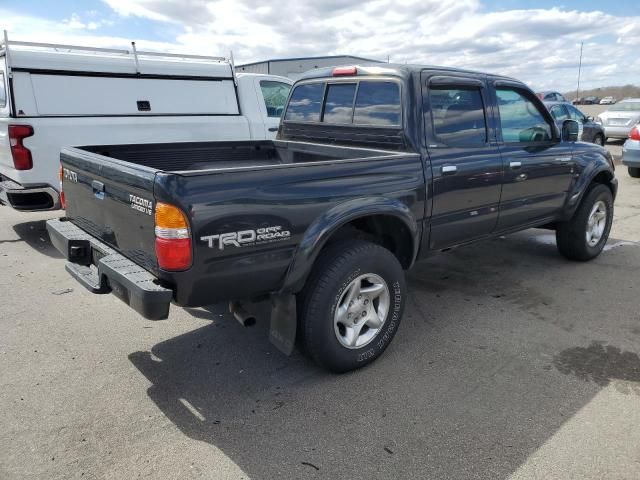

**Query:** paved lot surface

left=1, top=144, right=640, bottom=479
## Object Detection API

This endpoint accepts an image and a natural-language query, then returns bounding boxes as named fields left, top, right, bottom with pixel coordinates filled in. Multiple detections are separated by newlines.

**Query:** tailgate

left=61, top=146, right=159, bottom=273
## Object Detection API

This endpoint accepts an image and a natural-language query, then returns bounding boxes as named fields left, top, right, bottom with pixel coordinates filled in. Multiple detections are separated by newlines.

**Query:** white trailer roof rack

left=1, top=30, right=234, bottom=79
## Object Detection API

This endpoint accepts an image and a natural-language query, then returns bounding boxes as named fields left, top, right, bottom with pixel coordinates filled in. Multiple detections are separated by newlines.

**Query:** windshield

left=609, top=102, right=640, bottom=112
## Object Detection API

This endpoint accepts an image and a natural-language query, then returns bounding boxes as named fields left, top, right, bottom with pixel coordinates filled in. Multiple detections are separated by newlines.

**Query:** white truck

left=0, top=34, right=292, bottom=211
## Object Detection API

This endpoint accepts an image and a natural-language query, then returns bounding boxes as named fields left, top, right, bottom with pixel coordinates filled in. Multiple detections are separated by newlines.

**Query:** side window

left=323, top=83, right=356, bottom=124
left=284, top=83, right=324, bottom=122
left=567, top=105, right=586, bottom=123
left=260, top=81, right=291, bottom=118
left=496, top=88, right=553, bottom=143
left=549, top=105, right=569, bottom=121
left=353, top=81, right=401, bottom=126
left=429, top=86, right=487, bottom=146
left=0, top=72, right=6, bottom=108
left=557, top=93, right=566, bottom=102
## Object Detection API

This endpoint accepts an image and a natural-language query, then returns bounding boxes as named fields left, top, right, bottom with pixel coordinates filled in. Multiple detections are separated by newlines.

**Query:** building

left=237, top=55, right=383, bottom=80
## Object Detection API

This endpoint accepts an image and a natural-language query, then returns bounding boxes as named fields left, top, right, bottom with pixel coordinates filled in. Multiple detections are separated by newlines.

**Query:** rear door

left=492, top=83, right=574, bottom=231
left=422, top=73, right=503, bottom=249
left=61, top=148, right=159, bottom=273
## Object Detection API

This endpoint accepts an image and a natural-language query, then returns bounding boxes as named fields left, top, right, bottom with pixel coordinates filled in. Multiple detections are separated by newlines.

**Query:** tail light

left=630, top=126, right=640, bottom=141
left=8, top=124, right=34, bottom=170
left=58, top=165, right=66, bottom=209
left=332, top=66, right=357, bottom=76
left=154, top=202, right=192, bottom=271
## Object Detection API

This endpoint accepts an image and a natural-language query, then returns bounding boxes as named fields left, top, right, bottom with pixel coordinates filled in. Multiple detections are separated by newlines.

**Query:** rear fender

left=281, top=197, right=419, bottom=293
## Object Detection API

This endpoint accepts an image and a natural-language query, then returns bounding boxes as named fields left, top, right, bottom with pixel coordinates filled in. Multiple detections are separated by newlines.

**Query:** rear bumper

left=46, top=218, right=172, bottom=320
left=0, top=178, right=60, bottom=211
left=603, top=125, right=633, bottom=139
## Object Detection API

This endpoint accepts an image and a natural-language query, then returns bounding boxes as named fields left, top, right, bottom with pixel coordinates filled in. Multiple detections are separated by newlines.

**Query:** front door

left=423, top=73, right=503, bottom=250
left=493, top=85, right=575, bottom=231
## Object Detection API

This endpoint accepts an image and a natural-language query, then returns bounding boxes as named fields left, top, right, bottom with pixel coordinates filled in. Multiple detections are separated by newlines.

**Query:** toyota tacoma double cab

left=47, top=64, right=617, bottom=372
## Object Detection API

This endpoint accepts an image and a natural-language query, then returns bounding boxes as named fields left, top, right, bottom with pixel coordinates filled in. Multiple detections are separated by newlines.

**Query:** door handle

left=441, top=165, right=457, bottom=175
left=509, top=161, right=522, bottom=169
left=268, top=127, right=279, bottom=132
left=555, top=156, right=572, bottom=162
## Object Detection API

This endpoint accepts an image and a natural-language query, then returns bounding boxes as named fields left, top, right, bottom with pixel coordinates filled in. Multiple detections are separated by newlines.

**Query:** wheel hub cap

left=333, top=273, right=390, bottom=349
left=586, top=200, right=607, bottom=247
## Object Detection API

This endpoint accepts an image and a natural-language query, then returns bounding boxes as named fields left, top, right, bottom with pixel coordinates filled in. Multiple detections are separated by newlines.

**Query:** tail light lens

left=630, top=126, right=640, bottom=141
left=332, top=66, right=357, bottom=76
left=154, top=202, right=192, bottom=271
left=8, top=124, right=34, bottom=170
left=58, top=165, right=66, bottom=209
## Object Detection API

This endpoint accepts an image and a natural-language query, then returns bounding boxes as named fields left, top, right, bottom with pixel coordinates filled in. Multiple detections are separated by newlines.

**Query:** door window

left=496, top=88, right=553, bottom=143
left=566, top=105, right=587, bottom=123
left=259, top=81, right=291, bottom=118
left=430, top=86, right=487, bottom=146
left=549, top=104, right=570, bottom=121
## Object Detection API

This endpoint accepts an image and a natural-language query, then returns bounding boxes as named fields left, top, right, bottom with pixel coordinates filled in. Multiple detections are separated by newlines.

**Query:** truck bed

left=80, top=140, right=403, bottom=173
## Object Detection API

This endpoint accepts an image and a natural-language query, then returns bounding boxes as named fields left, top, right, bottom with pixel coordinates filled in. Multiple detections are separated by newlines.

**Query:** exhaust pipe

left=229, top=301, right=256, bottom=327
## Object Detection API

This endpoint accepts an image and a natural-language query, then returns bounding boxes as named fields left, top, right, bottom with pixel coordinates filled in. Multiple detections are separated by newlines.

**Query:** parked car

left=536, top=90, right=567, bottom=102
left=600, top=96, right=616, bottom=105
left=572, top=98, right=585, bottom=105
left=47, top=64, right=617, bottom=372
left=596, top=98, right=640, bottom=141
left=583, top=96, right=601, bottom=105
left=546, top=101, right=606, bottom=145
left=622, top=125, right=640, bottom=177
left=0, top=36, right=292, bottom=212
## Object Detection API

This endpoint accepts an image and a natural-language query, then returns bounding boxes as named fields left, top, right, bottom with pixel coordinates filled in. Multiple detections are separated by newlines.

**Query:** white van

left=0, top=35, right=292, bottom=211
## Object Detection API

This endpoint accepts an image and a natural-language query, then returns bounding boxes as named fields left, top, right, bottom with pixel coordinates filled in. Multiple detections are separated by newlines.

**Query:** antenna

left=575, top=41, right=583, bottom=102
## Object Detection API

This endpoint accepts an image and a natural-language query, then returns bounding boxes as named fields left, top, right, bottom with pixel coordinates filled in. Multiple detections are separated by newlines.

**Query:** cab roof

left=298, top=62, right=520, bottom=85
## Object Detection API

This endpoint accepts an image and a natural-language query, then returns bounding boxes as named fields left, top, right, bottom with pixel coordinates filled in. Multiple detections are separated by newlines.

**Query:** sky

left=1, top=0, right=638, bottom=92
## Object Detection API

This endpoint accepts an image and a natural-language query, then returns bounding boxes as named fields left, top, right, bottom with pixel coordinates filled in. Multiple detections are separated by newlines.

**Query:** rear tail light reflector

left=154, top=202, right=192, bottom=271
left=8, top=124, right=34, bottom=170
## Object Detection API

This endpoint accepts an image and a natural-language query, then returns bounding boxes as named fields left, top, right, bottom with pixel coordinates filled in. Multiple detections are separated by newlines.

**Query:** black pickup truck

left=47, top=64, right=617, bottom=372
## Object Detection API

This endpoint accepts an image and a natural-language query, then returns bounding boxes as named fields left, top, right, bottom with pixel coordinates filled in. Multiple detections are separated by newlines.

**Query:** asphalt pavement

left=1, top=145, right=639, bottom=479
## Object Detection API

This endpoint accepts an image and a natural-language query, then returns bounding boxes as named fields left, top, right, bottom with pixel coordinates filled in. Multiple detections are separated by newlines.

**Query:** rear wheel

left=298, top=240, right=405, bottom=373
left=629, top=167, right=640, bottom=178
left=556, top=184, right=613, bottom=261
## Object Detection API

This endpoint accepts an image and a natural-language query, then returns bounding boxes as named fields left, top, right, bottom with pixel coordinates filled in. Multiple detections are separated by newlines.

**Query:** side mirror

left=587, top=116, right=594, bottom=123
left=562, top=119, right=579, bottom=142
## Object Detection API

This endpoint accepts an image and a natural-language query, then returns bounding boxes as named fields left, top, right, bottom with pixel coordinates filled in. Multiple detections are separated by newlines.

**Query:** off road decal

left=201, top=225, right=290, bottom=250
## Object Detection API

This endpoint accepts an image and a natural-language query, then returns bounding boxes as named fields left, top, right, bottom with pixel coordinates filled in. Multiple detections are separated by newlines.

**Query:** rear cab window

left=284, top=79, right=401, bottom=126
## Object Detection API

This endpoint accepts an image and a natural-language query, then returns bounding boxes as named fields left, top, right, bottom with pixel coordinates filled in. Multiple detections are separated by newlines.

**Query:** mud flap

left=269, top=293, right=297, bottom=355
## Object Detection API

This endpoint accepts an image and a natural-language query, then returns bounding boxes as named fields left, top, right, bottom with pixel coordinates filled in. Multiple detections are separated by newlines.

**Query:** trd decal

left=201, top=225, right=290, bottom=250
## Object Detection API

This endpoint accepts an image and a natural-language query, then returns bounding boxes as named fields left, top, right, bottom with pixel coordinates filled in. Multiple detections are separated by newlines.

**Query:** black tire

left=593, top=134, right=604, bottom=146
left=556, top=184, right=613, bottom=261
left=298, top=239, right=406, bottom=373
left=629, top=167, right=640, bottom=178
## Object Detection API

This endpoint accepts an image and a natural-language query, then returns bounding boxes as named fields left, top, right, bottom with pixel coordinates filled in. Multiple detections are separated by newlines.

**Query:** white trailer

left=0, top=33, right=292, bottom=211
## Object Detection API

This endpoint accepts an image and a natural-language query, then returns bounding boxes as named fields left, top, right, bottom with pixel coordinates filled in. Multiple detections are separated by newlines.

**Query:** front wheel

left=629, top=167, right=640, bottom=178
left=556, top=184, right=613, bottom=261
left=593, top=134, right=604, bottom=146
left=298, top=240, right=406, bottom=373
